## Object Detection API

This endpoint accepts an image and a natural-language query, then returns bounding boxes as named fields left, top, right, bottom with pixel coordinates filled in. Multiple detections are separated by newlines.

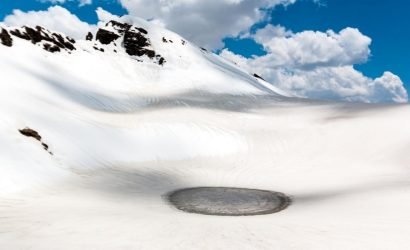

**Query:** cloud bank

left=222, top=25, right=408, bottom=103
left=118, top=0, right=296, bottom=49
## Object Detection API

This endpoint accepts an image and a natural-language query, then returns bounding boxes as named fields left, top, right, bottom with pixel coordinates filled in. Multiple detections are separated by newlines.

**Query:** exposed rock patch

left=253, top=73, right=265, bottom=81
left=158, top=57, right=166, bottom=66
left=135, top=27, right=148, bottom=35
left=9, top=26, right=76, bottom=53
left=86, top=32, right=93, bottom=41
left=109, top=20, right=132, bottom=33
left=19, top=127, right=53, bottom=155
left=96, top=20, right=166, bottom=65
left=43, top=43, right=61, bottom=53
left=19, top=128, right=42, bottom=141
left=123, top=29, right=153, bottom=57
left=96, top=29, right=120, bottom=45
left=2, top=21, right=166, bottom=64
left=93, top=46, right=104, bottom=52
left=162, top=37, right=175, bottom=43
left=0, top=28, right=13, bottom=47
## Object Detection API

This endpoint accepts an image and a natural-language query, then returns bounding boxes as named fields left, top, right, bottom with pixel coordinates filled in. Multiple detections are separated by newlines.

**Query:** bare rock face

left=9, top=26, right=76, bottom=53
left=123, top=29, right=152, bottom=57
left=96, top=29, right=120, bottom=45
left=0, top=28, right=13, bottom=47
left=95, top=20, right=166, bottom=65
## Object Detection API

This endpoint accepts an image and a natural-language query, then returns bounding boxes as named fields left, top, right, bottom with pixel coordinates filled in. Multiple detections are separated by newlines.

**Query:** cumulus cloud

left=221, top=26, right=408, bottom=103
left=118, top=0, right=296, bottom=49
left=3, top=6, right=95, bottom=39
left=249, top=25, right=372, bottom=69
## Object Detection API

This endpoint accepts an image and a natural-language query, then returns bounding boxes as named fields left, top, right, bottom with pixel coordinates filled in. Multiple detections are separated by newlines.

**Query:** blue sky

left=0, top=0, right=408, bottom=96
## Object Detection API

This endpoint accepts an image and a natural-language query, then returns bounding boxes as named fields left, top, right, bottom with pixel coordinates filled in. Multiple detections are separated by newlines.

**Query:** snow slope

left=1, top=18, right=410, bottom=250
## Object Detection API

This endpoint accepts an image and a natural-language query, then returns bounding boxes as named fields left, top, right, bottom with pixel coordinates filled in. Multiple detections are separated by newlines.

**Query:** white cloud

left=118, top=0, right=296, bottom=49
left=250, top=25, right=371, bottom=69
left=96, top=7, right=120, bottom=24
left=221, top=26, right=408, bottom=103
left=3, top=6, right=95, bottom=39
left=38, top=0, right=92, bottom=7
left=270, top=67, right=407, bottom=103
left=79, top=0, right=92, bottom=6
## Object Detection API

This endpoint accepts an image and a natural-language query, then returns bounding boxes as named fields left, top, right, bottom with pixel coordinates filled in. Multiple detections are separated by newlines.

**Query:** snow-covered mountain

left=1, top=18, right=410, bottom=249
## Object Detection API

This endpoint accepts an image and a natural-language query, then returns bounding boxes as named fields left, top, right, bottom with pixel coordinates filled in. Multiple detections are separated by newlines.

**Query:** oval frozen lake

left=168, top=187, right=291, bottom=216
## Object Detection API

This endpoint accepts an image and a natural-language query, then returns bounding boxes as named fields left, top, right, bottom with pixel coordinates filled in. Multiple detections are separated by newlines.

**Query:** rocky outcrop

left=123, top=29, right=151, bottom=56
left=9, top=26, right=76, bottom=53
left=2, top=21, right=166, bottom=64
left=0, top=28, right=13, bottom=47
left=96, top=29, right=120, bottom=45
left=96, top=20, right=166, bottom=65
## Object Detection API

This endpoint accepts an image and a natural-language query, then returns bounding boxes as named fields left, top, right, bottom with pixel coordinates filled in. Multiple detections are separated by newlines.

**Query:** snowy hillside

left=1, top=18, right=410, bottom=250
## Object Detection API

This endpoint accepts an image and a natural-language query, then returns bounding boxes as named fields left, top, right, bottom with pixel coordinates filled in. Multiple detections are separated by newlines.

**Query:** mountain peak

left=93, top=20, right=165, bottom=65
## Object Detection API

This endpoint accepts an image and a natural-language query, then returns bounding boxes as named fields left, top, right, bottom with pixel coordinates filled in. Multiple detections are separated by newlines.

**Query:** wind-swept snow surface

left=1, top=19, right=410, bottom=250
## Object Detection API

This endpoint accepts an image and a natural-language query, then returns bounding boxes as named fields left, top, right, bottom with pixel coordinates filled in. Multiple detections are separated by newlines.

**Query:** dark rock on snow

left=253, top=73, right=265, bottom=81
left=123, top=29, right=151, bottom=56
left=135, top=27, right=148, bottom=35
left=19, top=127, right=53, bottom=154
left=9, top=26, right=76, bottom=52
left=43, top=43, right=61, bottom=53
left=19, top=128, right=42, bottom=141
left=95, top=20, right=165, bottom=65
left=96, top=29, right=120, bottom=45
left=0, top=28, right=13, bottom=47
left=158, top=57, right=166, bottom=66
left=2, top=21, right=165, bottom=64
left=86, top=32, right=93, bottom=41
left=107, top=20, right=132, bottom=33
left=93, top=46, right=104, bottom=52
